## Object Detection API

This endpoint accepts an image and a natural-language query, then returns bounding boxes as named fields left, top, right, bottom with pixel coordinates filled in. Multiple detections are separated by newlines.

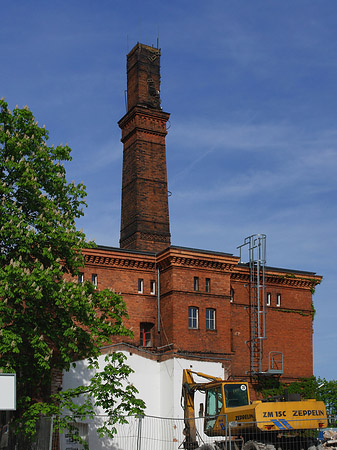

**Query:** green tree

left=0, top=99, right=145, bottom=447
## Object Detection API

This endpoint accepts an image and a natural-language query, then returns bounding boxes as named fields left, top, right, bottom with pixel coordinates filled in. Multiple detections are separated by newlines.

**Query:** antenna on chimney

left=138, top=19, right=142, bottom=44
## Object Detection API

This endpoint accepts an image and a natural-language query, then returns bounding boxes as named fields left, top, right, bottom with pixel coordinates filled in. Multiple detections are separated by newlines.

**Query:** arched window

left=188, top=307, right=199, bottom=329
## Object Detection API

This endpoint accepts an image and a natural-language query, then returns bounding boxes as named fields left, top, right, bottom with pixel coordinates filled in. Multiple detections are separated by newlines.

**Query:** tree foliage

left=20, top=353, right=146, bottom=449
left=0, top=99, right=145, bottom=444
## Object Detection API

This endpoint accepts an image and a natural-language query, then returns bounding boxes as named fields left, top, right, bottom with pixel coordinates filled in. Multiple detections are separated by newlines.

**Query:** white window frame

left=78, top=272, right=84, bottom=284
left=206, top=308, right=216, bottom=330
left=276, top=293, right=281, bottom=307
left=150, top=280, right=156, bottom=295
left=92, top=273, right=97, bottom=288
left=138, top=278, right=143, bottom=294
left=188, top=307, right=199, bottom=329
left=266, top=292, right=271, bottom=306
left=194, top=277, right=199, bottom=291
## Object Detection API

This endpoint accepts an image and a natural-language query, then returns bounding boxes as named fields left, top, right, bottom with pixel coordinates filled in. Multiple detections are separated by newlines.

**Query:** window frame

left=205, top=278, right=211, bottom=293
left=194, top=277, right=199, bottom=291
left=138, top=278, right=144, bottom=294
left=140, top=322, right=154, bottom=347
left=78, top=272, right=84, bottom=284
left=188, top=306, right=199, bottom=329
left=266, top=292, right=271, bottom=306
left=276, top=293, right=281, bottom=307
left=206, top=308, right=216, bottom=330
left=91, top=273, right=97, bottom=288
left=230, top=287, right=234, bottom=303
left=150, top=280, right=156, bottom=295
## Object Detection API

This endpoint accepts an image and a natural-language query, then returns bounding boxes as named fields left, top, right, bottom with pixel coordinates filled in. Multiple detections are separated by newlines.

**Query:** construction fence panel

left=2, top=414, right=336, bottom=450
left=56, top=414, right=337, bottom=450
left=57, top=414, right=218, bottom=450
left=59, top=415, right=201, bottom=450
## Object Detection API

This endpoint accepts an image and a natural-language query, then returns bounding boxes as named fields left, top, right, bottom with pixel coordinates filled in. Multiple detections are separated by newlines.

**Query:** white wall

left=61, top=352, right=225, bottom=450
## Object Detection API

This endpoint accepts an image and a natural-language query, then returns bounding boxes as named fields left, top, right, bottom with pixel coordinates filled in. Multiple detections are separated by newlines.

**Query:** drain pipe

left=157, top=266, right=161, bottom=334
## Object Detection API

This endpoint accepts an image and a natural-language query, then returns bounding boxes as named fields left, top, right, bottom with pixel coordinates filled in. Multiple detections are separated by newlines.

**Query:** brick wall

left=118, top=43, right=171, bottom=252
left=81, top=245, right=320, bottom=385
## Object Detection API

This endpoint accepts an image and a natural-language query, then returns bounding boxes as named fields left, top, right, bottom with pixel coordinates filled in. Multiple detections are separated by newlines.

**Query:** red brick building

left=80, top=43, right=321, bottom=385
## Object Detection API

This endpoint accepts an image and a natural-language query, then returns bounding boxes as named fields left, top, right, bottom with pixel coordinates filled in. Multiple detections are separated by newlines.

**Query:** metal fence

left=1, top=415, right=336, bottom=450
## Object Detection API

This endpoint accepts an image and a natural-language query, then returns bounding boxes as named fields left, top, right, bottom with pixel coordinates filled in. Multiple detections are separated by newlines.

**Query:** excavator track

left=195, top=437, right=323, bottom=450
left=242, top=441, right=276, bottom=450
left=196, top=440, right=275, bottom=450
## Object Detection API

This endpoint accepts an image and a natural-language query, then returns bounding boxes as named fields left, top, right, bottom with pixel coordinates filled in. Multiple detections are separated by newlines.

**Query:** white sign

left=0, top=374, right=16, bottom=410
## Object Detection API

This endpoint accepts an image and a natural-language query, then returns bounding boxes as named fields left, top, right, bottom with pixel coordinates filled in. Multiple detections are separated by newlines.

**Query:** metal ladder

left=238, top=234, right=267, bottom=375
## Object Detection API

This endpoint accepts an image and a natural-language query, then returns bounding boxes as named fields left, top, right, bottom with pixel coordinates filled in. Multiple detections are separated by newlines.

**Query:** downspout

left=157, top=266, right=161, bottom=334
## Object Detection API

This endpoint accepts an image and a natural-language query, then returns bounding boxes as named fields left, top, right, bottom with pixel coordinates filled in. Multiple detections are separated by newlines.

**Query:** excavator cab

left=204, top=382, right=250, bottom=434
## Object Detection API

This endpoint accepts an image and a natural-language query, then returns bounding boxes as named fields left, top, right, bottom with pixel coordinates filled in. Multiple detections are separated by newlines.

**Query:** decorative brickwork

left=84, top=253, right=156, bottom=270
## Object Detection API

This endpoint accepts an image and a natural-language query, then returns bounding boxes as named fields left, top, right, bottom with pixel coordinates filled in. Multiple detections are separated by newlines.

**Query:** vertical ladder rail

left=238, top=234, right=266, bottom=375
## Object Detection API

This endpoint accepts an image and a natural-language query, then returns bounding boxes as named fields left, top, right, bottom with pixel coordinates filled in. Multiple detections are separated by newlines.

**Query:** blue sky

left=1, top=0, right=336, bottom=380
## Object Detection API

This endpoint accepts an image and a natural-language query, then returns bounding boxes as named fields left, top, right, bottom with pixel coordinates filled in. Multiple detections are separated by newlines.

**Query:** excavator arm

left=181, top=369, right=223, bottom=449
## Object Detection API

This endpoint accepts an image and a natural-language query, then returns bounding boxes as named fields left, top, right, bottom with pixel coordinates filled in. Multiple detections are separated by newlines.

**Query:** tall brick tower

left=118, top=43, right=171, bottom=252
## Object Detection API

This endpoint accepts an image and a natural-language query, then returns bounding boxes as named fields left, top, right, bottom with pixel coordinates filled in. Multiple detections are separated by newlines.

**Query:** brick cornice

left=157, top=247, right=239, bottom=272
left=118, top=106, right=170, bottom=143
left=159, top=256, right=236, bottom=271
left=83, top=248, right=156, bottom=270
left=231, top=266, right=322, bottom=289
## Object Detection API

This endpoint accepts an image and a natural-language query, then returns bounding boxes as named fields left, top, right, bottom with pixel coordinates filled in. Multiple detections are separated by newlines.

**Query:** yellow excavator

left=181, top=369, right=327, bottom=450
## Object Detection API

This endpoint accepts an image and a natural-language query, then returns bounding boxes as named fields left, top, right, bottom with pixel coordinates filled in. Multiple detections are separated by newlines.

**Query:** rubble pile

left=323, top=429, right=337, bottom=449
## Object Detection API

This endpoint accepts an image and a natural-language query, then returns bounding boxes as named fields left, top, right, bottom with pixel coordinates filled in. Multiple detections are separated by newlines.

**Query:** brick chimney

left=118, top=43, right=171, bottom=252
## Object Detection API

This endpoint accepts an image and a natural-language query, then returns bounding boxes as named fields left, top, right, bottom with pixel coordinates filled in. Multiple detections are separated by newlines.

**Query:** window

left=230, top=287, right=234, bottom=303
left=194, top=277, right=199, bottom=291
left=206, top=308, right=216, bottom=330
left=266, top=292, right=271, bottom=306
left=150, top=280, right=156, bottom=295
left=91, top=273, right=97, bottom=288
left=188, top=307, right=198, bottom=329
left=205, top=386, right=223, bottom=431
left=78, top=272, right=84, bottom=283
left=276, top=293, right=281, bottom=307
left=224, top=384, right=249, bottom=408
left=205, top=278, right=211, bottom=293
left=140, top=322, right=154, bottom=347
left=138, top=278, right=143, bottom=293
